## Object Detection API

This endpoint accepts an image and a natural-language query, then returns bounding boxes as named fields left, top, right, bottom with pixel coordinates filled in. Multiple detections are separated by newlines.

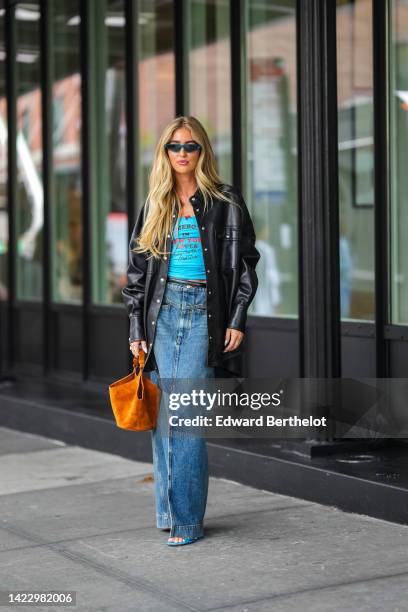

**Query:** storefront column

left=297, top=0, right=341, bottom=448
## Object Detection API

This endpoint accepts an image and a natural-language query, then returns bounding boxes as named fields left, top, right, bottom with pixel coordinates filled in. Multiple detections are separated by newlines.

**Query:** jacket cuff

left=129, top=315, right=145, bottom=343
left=227, top=302, right=248, bottom=332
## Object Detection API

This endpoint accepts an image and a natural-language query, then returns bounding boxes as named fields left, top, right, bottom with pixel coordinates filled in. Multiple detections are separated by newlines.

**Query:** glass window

left=15, top=1, right=43, bottom=300
left=186, top=0, right=231, bottom=182
left=0, top=0, right=7, bottom=302
left=244, top=1, right=298, bottom=318
left=138, top=0, right=175, bottom=204
left=52, top=94, right=65, bottom=146
left=336, top=0, right=374, bottom=321
left=91, top=0, right=175, bottom=304
left=51, top=0, right=82, bottom=304
left=389, top=0, right=408, bottom=324
left=89, top=0, right=127, bottom=305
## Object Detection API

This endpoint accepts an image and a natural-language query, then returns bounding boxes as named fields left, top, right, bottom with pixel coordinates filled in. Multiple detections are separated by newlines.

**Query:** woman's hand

left=223, top=328, right=244, bottom=352
left=129, top=339, right=147, bottom=357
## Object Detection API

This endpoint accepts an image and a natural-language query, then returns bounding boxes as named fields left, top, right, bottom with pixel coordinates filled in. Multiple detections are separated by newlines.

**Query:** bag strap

left=132, top=350, right=146, bottom=400
left=132, top=349, right=146, bottom=370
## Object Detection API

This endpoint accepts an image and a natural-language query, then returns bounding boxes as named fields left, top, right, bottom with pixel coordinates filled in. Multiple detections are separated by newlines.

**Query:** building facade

left=0, top=0, right=408, bottom=466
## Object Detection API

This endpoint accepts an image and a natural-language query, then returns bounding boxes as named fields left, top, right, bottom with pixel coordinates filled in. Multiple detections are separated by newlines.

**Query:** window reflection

left=16, top=0, right=43, bottom=300
left=0, top=1, right=7, bottom=301
left=90, top=0, right=127, bottom=305
left=186, top=0, right=231, bottom=182
left=244, top=1, right=297, bottom=318
left=138, top=0, right=175, bottom=207
left=337, top=0, right=374, bottom=321
left=51, top=0, right=82, bottom=303
left=390, top=0, right=408, bottom=324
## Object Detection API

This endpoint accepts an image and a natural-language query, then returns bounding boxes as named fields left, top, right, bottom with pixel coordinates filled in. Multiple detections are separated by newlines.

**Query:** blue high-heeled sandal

left=166, top=535, right=204, bottom=546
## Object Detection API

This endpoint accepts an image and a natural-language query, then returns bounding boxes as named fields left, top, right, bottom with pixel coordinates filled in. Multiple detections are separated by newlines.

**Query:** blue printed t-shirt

left=167, top=213, right=206, bottom=280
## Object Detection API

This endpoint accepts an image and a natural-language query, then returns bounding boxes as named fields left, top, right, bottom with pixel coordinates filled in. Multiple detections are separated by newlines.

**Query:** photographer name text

left=168, top=415, right=327, bottom=428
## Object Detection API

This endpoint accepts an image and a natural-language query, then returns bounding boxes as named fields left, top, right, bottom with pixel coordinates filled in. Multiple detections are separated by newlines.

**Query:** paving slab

left=0, top=426, right=407, bottom=612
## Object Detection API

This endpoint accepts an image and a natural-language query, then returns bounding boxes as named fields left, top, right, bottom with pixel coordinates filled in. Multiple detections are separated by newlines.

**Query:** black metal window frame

left=373, top=0, right=390, bottom=377
left=5, top=0, right=16, bottom=373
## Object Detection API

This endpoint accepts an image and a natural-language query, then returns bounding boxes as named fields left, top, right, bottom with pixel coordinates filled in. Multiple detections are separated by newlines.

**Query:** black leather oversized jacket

left=122, top=183, right=261, bottom=377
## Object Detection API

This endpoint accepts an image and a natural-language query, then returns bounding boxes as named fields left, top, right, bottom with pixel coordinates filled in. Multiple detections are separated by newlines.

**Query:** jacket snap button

left=201, top=226, right=205, bottom=230
left=160, top=277, right=165, bottom=282
left=204, top=247, right=208, bottom=251
left=208, top=290, right=212, bottom=295
left=152, top=321, right=155, bottom=325
left=208, top=314, right=211, bottom=318
left=156, top=299, right=160, bottom=303
left=207, top=269, right=210, bottom=273
left=209, top=336, right=212, bottom=340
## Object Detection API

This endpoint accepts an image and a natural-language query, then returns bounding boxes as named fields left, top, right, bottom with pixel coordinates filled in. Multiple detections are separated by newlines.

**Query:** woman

left=122, top=116, right=260, bottom=546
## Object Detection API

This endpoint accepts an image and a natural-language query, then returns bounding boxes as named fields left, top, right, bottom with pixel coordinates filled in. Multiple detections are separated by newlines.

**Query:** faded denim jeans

left=148, top=281, right=215, bottom=539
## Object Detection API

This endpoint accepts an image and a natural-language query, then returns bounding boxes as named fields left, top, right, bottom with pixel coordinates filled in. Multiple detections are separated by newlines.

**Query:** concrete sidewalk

left=0, top=426, right=407, bottom=612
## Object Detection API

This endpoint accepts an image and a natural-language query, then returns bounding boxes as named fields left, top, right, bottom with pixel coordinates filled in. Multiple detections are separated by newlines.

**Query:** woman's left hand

left=223, top=328, right=244, bottom=352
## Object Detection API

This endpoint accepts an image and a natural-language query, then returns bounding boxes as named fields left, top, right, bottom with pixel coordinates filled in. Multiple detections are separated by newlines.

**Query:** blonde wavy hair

left=133, top=115, right=235, bottom=259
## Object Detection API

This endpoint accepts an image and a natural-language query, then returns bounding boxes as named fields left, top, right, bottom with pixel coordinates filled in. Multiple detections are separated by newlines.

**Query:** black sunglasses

left=164, top=142, right=202, bottom=153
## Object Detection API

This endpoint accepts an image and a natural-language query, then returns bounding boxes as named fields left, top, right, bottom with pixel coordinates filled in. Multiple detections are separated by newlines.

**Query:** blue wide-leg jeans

left=149, top=281, right=215, bottom=539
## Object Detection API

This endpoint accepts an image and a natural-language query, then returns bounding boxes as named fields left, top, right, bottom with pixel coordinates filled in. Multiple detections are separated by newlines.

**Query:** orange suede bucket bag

left=109, top=350, right=161, bottom=431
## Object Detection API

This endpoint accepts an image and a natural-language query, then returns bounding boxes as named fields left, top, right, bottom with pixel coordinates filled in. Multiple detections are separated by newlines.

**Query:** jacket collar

left=192, top=186, right=203, bottom=202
